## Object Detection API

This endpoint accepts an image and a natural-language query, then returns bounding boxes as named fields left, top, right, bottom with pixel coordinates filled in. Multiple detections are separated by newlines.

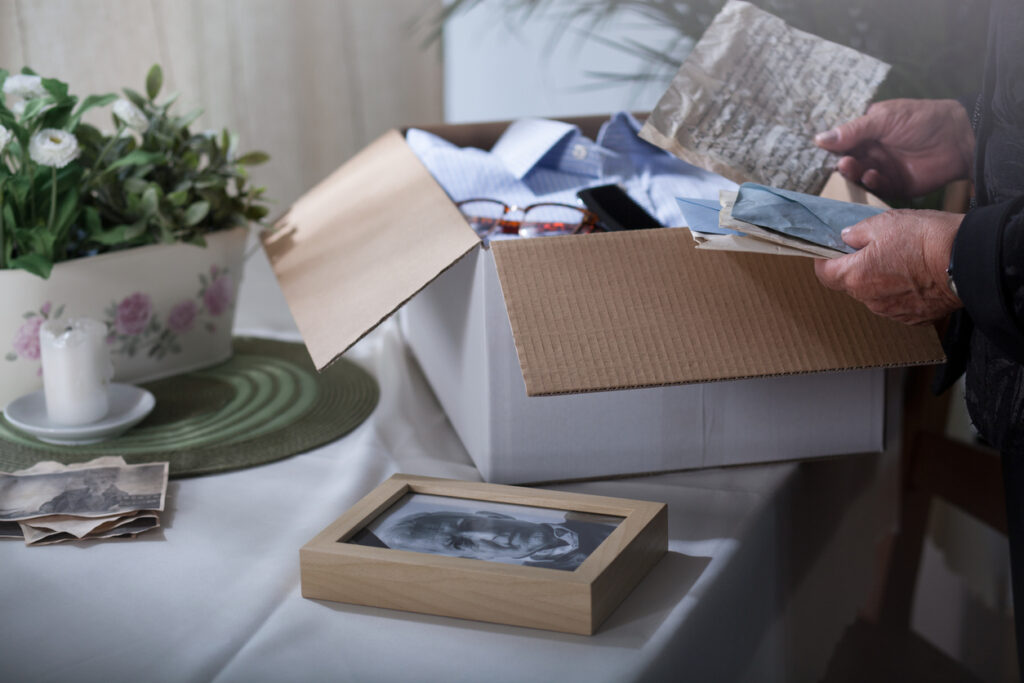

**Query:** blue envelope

left=676, top=197, right=744, bottom=236
left=730, top=183, right=885, bottom=253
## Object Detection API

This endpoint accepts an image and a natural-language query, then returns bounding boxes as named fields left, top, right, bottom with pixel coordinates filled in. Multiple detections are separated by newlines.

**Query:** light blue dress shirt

left=406, top=112, right=736, bottom=240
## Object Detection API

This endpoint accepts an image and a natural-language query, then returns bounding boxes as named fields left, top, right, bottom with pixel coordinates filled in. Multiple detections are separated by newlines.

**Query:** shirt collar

left=597, top=111, right=665, bottom=156
left=491, top=118, right=579, bottom=179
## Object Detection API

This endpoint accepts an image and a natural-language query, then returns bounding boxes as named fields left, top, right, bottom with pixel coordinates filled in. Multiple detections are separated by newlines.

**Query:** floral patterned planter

left=1, top=226, right=247, bottom=408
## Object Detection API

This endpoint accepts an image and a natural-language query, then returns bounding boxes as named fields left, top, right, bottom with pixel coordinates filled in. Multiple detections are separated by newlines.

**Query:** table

left=0, top=320, right=899, bottom=683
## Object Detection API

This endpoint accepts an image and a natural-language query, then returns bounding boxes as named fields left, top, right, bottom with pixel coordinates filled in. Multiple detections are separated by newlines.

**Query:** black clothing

left=943, top=0, right=1024, bottom=454
left=941, top=0, right=1024, bottom=670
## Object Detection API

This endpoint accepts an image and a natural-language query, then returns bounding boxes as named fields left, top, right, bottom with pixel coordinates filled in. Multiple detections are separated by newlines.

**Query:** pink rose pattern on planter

left=104, top=265, right=235, bottom=360
left=8, top=266, right=234, bottom=366
left=167, top=300, right=198, bottom=334
left=114, top=292, right=153, bottom=336
left=204, top=268, right=233, bottom=316
left=6, top=302, right=65, bottom=367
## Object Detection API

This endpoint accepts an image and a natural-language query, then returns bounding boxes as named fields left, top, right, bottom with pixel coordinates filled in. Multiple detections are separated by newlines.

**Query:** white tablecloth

left=0, top=320, right=899, bottom=683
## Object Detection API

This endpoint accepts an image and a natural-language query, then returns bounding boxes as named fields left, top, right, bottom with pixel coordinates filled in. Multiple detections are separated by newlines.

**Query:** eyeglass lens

left=457, top=200, right=590, bottom=239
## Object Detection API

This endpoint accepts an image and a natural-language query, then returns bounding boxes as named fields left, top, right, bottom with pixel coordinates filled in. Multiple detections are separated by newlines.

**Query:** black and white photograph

left=346, top=493, right=622, bottom=571
left=0, top=462, right=167, bottom=521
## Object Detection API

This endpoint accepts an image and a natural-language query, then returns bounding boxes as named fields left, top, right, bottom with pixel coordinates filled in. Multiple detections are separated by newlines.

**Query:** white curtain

left=1, top=0, right=444, bottom=333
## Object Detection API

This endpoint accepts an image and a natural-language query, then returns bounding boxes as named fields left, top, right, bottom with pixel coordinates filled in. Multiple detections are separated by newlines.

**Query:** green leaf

left=84, top=207, right=101, bottom=233
left=40, top=77, right=70, bottom=102
left=146, top=64, right=163, bottom=101
left=194, top=176, right=226, bottom=190
left=2, top=205, right=15, bottom=235
left=184, top=201, right=210, bottom=227
left=166, top=190, right=189, bottom=207
left=122, top=88, right=148, bottom=111
left=160, top=91, right=180, bottom=109
left=105, top=149, right=167, bottom=172
left=123, top=177, right=149, bottom=195
left=53, top=186, right=81, bottom=237
left=235, top=151, right=269, bottom=166
left=8, top=253, right=53, bottom=279
left=41, top=100, right=76, bottom=130
left=69, top=93, right=118, bottom=130
left=88, top=220, right=147, bottom=246
left=20, top=97, right=50, bottom=120
left=172, top=108, right=203, bottom=131
left=244, top=205, right=269, bottom=220
left=73, top=122, right=105, bottom=151
left=141, top=186, right=159, bottom=216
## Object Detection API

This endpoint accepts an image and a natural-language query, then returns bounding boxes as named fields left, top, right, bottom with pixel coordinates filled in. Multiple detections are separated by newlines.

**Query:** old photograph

left=346, top=493, right=622, bottom=571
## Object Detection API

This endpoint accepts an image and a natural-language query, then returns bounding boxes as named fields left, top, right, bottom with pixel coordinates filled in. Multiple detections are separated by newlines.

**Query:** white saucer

left=3, top=384, right=156, bottom=445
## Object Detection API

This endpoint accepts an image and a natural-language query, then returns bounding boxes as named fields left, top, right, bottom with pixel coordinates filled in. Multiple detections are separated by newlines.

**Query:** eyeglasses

left=456, top=198, right=601, bottom=240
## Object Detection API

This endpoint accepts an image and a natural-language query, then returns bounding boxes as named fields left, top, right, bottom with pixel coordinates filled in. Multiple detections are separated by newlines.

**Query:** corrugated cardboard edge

left=492, top=229, right=944, bottom=397
left=262, top=130, right=480, bottom=371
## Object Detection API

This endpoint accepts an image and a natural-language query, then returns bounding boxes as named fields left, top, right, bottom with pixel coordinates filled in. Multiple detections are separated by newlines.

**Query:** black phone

left=576, top=184, right=663, bottom=231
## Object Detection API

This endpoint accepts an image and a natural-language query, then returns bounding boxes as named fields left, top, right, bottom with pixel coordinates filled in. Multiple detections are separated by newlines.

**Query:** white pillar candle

left=39, top=318, right=113, bottom=426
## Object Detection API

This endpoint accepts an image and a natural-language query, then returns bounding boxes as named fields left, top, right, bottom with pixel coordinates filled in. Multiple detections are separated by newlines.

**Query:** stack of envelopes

left=678, top=182, right=886, bottom=259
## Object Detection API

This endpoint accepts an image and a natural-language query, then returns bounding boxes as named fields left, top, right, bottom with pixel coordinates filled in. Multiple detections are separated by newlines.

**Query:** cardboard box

left=263, top=116, right=943, bottom=483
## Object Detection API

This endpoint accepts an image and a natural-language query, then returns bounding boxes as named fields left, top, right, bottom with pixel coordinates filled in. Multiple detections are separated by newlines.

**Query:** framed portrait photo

left=300, top=475, right=667, bottom=635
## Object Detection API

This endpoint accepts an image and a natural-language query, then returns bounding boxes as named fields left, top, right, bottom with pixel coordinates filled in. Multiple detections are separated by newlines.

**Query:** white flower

left=3, top=74, right=46, bottom=99
left=112, top=98, right=148, bottom=129
left=29, top=128, right=80, bottom=168
left=0, top=124, right=11, bottom=151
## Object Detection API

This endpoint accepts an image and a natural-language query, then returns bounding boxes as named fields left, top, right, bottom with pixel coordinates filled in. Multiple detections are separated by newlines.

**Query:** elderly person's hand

left=814, top=209, right=963, bottom=325
left=814, top=99, right=975, bottom=199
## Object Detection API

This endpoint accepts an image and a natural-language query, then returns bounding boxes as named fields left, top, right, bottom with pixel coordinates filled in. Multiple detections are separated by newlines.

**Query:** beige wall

left=1, top=0, right=444, bottom=334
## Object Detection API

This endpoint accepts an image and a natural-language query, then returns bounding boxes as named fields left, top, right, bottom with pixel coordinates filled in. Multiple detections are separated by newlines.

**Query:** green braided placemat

left=0, top=337, right=379, bottom=478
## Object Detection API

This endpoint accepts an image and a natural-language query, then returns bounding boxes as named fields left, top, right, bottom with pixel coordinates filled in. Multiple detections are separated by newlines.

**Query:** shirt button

left=571, top=143, right=588, bottom=160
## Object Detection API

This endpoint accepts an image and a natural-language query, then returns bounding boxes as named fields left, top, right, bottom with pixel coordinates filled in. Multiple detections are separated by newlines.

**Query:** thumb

left=840, top=221, right=873, bottom=250
left=814, top=111, right=888, bottom=153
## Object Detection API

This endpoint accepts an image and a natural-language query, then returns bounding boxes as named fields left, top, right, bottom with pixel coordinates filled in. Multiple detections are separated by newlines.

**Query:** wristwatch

left=946, top=248, right=959, bottom=299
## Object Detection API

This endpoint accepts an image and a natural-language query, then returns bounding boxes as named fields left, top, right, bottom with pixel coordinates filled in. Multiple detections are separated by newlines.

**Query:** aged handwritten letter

left=639, top=0, right=890, bottom=194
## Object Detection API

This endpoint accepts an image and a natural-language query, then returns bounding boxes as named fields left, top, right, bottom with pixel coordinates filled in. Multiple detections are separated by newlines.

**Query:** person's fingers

left=814, top=108, right=890, bottom=153
left=813, top=257, right=845, bottom=291
left=861, top=168, right=885, bottom=193
left=835, top=156, right=863, bottom=181
left=840, top=217, right=875, bottom=250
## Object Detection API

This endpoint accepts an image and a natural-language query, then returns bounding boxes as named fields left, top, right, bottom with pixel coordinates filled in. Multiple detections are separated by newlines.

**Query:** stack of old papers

left=639, top=0, right=890, bottom=196
left=0, top=456, right=168, bottom=545
left=638, top=0, right=893, bottom=260
left=678, top=182, right=885, bottom=259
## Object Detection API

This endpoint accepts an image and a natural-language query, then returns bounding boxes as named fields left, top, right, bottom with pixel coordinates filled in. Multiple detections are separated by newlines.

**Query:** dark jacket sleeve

left=952, top=196, right=1024, bottom=363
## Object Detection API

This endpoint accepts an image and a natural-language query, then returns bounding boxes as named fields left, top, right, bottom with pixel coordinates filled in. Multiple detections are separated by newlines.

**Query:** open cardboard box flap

left=263, top=124, right=944, bottom=396
left=262, top=130, right=479, bottom=371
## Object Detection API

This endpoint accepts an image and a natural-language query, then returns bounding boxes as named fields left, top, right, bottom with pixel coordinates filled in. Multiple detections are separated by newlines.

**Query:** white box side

left=700, top=369, right=885, bottom=467
left=400, top=248, right=492, bottom=462
left=404, top=246, right=886, bottom=484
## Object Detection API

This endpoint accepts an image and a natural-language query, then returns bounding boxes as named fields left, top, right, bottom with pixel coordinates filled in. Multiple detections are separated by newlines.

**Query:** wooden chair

left=821, top=363, right=1006, bottom=682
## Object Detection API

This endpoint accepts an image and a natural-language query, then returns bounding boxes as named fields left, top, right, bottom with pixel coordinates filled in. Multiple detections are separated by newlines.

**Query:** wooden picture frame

left=300, top=474, right=667, bottom=635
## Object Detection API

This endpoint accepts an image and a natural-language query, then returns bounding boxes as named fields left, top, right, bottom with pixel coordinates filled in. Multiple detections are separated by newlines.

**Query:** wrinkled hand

left=814, top=99, right=974, bottom=199
left=814, top=209, right=962, bottom=325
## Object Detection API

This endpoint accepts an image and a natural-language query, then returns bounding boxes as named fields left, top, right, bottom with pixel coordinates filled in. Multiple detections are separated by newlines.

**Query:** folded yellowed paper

left=640, top=0, right=890, bottom=195
left=0, top=456, right=167, bottom=545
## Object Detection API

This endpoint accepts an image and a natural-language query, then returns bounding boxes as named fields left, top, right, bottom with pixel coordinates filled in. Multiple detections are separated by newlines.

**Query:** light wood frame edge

left=300, top=474, right=667, bottom=634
